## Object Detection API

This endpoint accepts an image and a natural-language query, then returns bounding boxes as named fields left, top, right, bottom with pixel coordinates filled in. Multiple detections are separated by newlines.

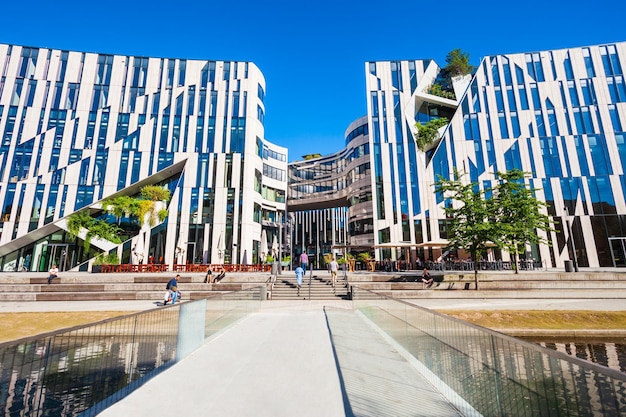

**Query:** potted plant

left=346, top=254, right=356, bottom=272
left=358, top=252, right=376, bottom=272
left=91, top=253, right=105, bottom=273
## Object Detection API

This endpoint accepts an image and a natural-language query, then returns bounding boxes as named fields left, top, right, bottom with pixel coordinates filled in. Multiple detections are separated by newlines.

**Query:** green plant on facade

left=67, top=211, right=123, bottom=251
left=158, top=209, right=169, bottom=222
left=302, top=153, right=322, bottom=160
left=426, top=48, right=474, bottom=101
left=265, top=254, right=274, bottom=263
left=93, top=252, right=120, bottom=266
left=427, top=83, right=456, bottom=100
left=140, top=185, right=172, bottom=202
left=68, top=185, right=172, bottom=253
left=414, top=117, right=449, bottom=151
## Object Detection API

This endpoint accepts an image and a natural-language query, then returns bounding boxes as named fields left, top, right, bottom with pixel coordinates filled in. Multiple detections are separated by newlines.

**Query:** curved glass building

left=287, top=116, right=372, bottom=267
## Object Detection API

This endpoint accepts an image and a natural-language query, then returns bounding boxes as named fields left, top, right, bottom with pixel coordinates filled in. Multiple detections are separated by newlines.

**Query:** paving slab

left=99, top=303, right=348, bottom=417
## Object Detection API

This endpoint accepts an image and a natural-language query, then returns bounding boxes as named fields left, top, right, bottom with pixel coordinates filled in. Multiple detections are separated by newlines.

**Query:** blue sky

left=1, top=0, right=625, bottom=161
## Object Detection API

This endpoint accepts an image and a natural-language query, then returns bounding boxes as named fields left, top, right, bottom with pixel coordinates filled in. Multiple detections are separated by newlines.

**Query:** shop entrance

left=609, top=238, right=626, bottom=267
left=38, top=244, right=70, bottom=272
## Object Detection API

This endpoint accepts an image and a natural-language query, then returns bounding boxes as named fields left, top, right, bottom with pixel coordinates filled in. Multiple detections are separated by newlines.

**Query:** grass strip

left=0, top=311, right=136, bottom=343
left=439, top=310, right=626, bottom=330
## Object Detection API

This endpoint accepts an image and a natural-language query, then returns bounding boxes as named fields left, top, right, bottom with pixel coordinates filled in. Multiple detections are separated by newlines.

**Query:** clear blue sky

left=1, top=0, right=625, bottom=161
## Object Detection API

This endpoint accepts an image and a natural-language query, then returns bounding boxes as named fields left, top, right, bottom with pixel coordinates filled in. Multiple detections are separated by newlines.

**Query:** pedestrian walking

left=295, top=265, right=304, bottom=291
left=299, top=252, right=309, bottom=274
left=329, top=257, right=339, bottom=287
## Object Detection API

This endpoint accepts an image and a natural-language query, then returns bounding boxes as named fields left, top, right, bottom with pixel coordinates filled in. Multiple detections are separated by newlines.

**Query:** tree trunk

left=472, top=251, right=479, bottom=290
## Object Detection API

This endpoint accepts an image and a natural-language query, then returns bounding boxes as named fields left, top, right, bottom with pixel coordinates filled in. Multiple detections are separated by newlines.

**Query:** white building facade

left=366, top=42, right=626, bottom=268
left=0, top=44, right=287, bottom=271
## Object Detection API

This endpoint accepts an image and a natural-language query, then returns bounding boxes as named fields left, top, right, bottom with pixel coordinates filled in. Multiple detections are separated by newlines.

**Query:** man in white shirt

left=329, top=258, right=339, bottom=288
left=48, top=264, right=59, bottom=285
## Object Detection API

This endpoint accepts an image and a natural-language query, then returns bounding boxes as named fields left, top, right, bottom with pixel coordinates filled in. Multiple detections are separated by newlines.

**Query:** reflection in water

left=0, top=336, right=176, bottom=417
left=524, top=338, right=626, bottom=373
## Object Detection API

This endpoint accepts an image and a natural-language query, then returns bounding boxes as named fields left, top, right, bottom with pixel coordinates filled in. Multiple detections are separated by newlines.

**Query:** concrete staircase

left=347, top=270, right=626, bottom=299
left=0, top=272, right=270, bottom=302
left=2, top=270, right=626, bottom=302
left=270, top=272, right=349, bottom=300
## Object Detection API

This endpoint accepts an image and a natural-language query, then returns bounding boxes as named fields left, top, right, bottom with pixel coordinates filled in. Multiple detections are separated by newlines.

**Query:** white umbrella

left=260, top=230, right=268, bottom=263
left=133, top=233, right=145, bottom=264
left=271, top=234, right=278, bottom=258
left=217, top=231, right=226, bottom=261
left=176, top=234, right=186, bottom=264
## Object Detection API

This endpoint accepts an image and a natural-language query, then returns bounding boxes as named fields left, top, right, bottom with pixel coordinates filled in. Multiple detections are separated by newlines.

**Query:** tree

left=434, top=170, right=496, bottom=289
left=444, top=48, right=474, bottom=77
left=415, top=118, right=449, bottom=151
left=426, top=48, right=474, bottom=100
left=491, top=169, right=555, bottom=274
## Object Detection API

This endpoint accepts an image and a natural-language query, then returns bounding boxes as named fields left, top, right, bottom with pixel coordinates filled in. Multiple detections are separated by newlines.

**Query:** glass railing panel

left=352, top=287, right=626, bottom=416
left=0, top=286, right=262, bottom=417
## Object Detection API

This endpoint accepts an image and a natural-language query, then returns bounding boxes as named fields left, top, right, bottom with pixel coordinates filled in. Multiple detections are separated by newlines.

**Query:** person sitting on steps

left=214, top=267, right=226, bottom=283
left=421, top=268, right=434, bottom=288
left=48, top=264, right=59, bottom=285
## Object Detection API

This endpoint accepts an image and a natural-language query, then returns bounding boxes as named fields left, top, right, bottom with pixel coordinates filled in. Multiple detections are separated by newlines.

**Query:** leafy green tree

left=444, top=48, right=474, bottom=77
left=491, top=169, right=555, bottom=274
left=434, top=170, right=496, bottom=289
left=414, top=118, right=448, bottom=151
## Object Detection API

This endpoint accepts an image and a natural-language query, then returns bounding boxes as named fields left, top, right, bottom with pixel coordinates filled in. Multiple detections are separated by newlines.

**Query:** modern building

left=2, top=41, right=626, bottom=272
left=0, top=44, right=287, bottom=272
left=364, top=42, right=626, bottom=268
left=287, top=116, right=372, bottom=267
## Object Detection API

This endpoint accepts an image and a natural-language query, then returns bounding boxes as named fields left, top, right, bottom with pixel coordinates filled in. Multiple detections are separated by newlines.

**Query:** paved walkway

left=3, top=297, right=625, bottom=416
left=97, top=300, right=466, bottom=417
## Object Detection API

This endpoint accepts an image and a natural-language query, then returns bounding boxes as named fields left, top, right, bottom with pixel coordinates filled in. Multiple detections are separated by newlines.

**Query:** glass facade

left=366, top=42, right=626, bottom=268
left=0, top=44, right=287, bottom=271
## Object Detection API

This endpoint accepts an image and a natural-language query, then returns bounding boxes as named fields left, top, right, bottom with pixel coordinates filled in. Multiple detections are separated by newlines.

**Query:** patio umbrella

left=271, top=234, right=278, bottom=258
left=242, top=249, right=248, bottom=265
left=176, top=234, right=186, bottom=264
left=217, top=231, right=226, bottom=262
left=260, top=229, right=268, bottom=263
left=133, top=233, right=145, bottom=264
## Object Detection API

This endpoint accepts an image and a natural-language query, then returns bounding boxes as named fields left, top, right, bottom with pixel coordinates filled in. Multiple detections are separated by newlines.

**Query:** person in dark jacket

left=164, top=274, right=180, bottom=305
